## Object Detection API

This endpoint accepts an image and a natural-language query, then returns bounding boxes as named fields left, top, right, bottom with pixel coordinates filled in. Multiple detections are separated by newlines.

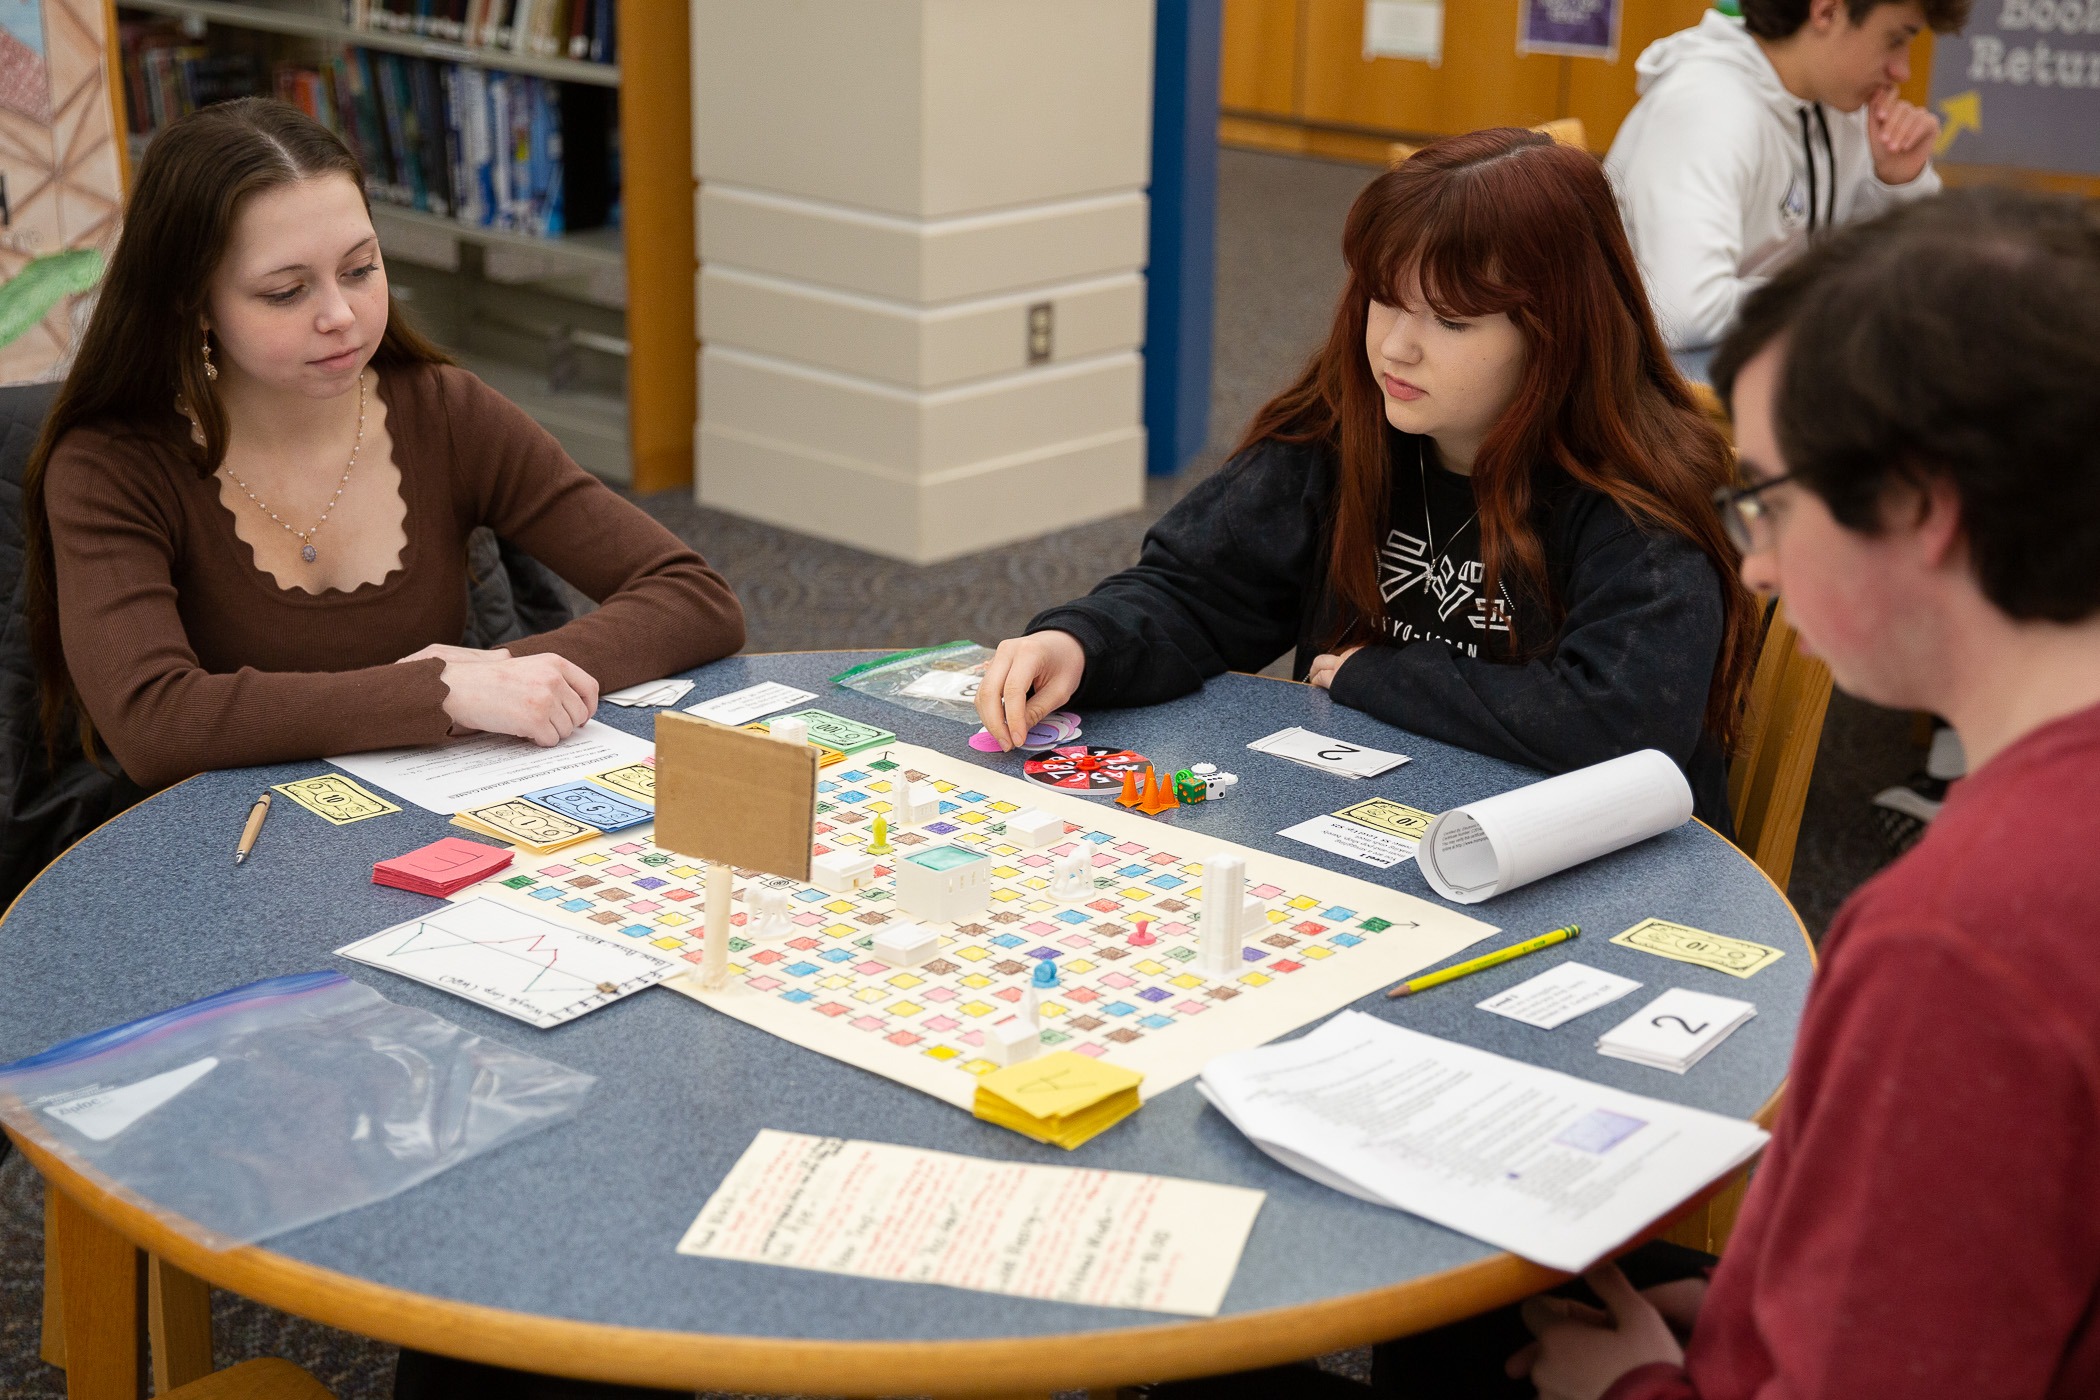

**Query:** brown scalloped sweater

left=45, top=362, right=744, bottom=790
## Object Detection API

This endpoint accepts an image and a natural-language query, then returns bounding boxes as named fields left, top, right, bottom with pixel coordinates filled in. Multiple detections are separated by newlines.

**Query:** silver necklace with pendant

left=1417, top=438, right=1478, bottom=575
left=220, top=371, right=367, bottom=564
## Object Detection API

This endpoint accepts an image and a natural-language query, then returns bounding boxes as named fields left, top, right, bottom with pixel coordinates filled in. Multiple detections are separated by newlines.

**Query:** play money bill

left=1610, top=918, right=1784, bottom=979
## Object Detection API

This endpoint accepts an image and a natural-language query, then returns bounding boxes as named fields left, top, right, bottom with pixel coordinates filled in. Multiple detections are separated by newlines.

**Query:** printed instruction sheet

left=328, top=721, right=655, bottom=814
left=677, top=1130, right=1266, bottom=1316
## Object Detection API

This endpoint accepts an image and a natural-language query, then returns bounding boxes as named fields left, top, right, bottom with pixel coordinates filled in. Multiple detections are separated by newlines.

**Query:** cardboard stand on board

left=654, top=713, right=819, bottom=987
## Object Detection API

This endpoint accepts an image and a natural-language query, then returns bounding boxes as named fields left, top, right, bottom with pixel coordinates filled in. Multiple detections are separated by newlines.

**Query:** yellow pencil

left=234, top=792, right=271, bottom=865
left=1386, top=925, right=1579, bottom=998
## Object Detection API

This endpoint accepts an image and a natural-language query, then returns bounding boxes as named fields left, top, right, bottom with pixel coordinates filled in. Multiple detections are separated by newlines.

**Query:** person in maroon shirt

left=1505, top=188, right=2100, bottom=1400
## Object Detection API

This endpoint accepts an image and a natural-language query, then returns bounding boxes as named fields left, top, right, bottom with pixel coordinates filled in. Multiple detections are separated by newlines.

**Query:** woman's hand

left=1505, top=1265, right=1686, bottom=1400
left=432, top=652, right=600, bottom=746
left=397, top=642, right=512, bottom=666
left=1305, top=645, right=1365, bottom=690
left=976, top=632, right=1087, bottom=751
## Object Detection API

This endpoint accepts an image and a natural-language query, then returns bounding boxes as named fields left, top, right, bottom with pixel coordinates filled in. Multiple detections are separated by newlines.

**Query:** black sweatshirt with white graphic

left=1027, top=433, right=1734, bottom=832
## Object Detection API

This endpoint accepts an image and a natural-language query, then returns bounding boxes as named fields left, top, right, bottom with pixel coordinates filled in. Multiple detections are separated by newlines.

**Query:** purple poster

left=1519, top=0, right=1622, bottom=60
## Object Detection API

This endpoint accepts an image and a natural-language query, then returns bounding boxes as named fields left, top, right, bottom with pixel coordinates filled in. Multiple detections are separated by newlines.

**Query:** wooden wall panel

left=1564, top=0, right=1711, bottom=152
left=1299, top=0, right=1560, bottom=138
left=1221, top=0, right=1301, bottom=117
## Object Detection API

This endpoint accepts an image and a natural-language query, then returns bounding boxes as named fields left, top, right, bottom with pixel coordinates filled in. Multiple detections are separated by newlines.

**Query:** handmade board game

left=453, top=743, right=1499, bottom=1109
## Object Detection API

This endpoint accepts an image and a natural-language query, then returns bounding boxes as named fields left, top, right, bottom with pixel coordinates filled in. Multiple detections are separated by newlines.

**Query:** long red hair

left=1241, top=128, right=1758, bottom=748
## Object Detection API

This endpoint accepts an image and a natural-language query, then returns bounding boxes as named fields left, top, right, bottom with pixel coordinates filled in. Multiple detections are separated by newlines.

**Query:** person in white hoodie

left=1606, top=0, right=1967, bottom=352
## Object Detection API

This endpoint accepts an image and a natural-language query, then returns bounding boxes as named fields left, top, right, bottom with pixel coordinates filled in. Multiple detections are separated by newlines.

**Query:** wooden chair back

left=1386, top=116, right=1590, bottom=167
left=1728, top=601, right=1834, bottom=892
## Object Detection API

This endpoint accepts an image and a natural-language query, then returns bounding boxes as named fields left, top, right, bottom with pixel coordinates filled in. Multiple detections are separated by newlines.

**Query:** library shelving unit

left=113, top=0, right=694, bottom=491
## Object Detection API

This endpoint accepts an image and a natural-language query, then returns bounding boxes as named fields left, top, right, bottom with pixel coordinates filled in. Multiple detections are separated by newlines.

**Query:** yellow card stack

left=739, top=721, right=848, bottom=768
left=972, top=1052, right=1144, bottom=1149
left=451, top=798, right=600, bottom=855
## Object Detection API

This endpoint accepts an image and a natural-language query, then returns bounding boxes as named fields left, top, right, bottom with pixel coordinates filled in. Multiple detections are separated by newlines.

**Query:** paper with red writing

left=676, top=1130, right=1264, bottom=1316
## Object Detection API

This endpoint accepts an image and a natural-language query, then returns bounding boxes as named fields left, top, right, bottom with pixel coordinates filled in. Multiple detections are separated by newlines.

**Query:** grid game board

left=455, top=743, right=1499, bottom=1108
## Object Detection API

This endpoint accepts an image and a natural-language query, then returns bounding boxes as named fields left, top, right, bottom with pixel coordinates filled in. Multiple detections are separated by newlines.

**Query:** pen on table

left=234, top=792, right=271, bottom=865
left=1386, top=924, right=1579, bottom=998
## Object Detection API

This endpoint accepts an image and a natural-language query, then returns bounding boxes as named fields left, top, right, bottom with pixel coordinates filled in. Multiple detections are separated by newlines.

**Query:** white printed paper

left=1598, top=989, right=1756, bottom=1074
left=603, top=678, right=694, bottom=707
left=1477, top=961, right=1641, bottom=1030
left=1198, top=1011, right=1766, bottom=1271
left=678, top=1130, right=1265, bottom=1316
left=1364, top=0, right=1443, bottom=63
left=1248, top=728, right=1409, bottom=779
left=337, top=897, right=683, bottom=1028
left=1278, top=814, right=1417, bottom=869
left=38, top=1057, right=219, bottom=1142
left=1416, top=750, right=1693, bottom=904
left=329, top=721, right=655, bottom=815
left=682, top=682, right=818, bottom=728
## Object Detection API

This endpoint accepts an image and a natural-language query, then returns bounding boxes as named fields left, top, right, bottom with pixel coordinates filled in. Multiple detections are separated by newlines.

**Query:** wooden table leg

left=148, top=1255, right=215, bottom=1391
left=49, top=1183, right=147, bottom=1400
left=40, top=1181, right=67, bottom=1370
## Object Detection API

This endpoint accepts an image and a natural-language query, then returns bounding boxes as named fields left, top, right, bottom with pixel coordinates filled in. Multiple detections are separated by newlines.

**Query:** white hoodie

left=1604, top=10, right=1940, bottom=351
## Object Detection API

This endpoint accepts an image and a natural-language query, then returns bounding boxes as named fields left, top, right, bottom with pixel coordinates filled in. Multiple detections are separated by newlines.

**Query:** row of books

left=280, top=50, right=615, bottom=236
left=119, top=24, right=613, bottom=239
left=341, top=0, right=615, bottom=64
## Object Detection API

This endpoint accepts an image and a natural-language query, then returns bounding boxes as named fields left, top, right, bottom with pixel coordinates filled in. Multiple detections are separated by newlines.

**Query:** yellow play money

left=1333, top=797, right=1436, bottom=842
left=1611, top=917, right=1784, bottom=979
left=589, top=762, right=657, bottom=804
left=272, top=774, right=401, bottom=825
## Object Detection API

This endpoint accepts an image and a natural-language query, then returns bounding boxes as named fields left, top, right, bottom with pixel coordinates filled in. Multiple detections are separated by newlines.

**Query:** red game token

left=1020, top=745, right=1150, bottom=796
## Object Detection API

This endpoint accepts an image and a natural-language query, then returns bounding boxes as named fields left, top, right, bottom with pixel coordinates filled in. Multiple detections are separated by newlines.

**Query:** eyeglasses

left=1712, top=473, right=1793, bottom=553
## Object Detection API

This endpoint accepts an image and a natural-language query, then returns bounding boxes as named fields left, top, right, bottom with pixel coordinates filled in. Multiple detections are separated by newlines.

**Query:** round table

left=2, top=653, right=1811, bottom=1398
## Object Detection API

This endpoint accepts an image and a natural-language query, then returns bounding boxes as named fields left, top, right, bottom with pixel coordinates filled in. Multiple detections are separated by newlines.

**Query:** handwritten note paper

left=677, top=1130, right=1265, bottom=1316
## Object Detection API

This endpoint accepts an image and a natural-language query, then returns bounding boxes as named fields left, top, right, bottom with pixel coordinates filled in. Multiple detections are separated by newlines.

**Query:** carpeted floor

left=0, top=148, right=1922, bottom=1399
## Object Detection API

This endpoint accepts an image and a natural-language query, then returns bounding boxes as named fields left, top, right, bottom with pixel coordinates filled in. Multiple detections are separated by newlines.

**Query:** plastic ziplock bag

left=830, top=641, right=994, bottom=724
left=0, top=971, right=594, bottom=1248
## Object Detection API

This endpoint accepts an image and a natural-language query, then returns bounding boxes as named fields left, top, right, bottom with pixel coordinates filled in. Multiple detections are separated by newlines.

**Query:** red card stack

left=372, top=837, right=513, bottom=896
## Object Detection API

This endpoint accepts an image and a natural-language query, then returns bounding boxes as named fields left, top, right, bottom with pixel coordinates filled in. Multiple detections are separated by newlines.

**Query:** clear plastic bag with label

left=829, top=641, right=995, bottom=724
left=0, top=971, right=594, bottom=1248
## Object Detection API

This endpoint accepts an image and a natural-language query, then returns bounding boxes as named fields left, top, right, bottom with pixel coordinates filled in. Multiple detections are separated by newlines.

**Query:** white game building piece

left=893, top=844, right=992, bottom=923
left=769, top=715, right=810, bottom=747
left=870, top=919, right=940, bottom=968
left=984, top=1016, right=1042, bottom=1067
left=750, top=886, right=795, bottom=940
left=1048, top=848, right=1090, bottom=901
left=897, top=779, right=940, bottom=825
left=809, top=849, right=878, bottom=894
left=1006, top=807, right=1064, bottom=849
left=1199, top=854, right=1247, bottom=978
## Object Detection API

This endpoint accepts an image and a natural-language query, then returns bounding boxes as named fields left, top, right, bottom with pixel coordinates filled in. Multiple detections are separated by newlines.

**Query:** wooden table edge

left=4, top=667, right=1809, bottom=1395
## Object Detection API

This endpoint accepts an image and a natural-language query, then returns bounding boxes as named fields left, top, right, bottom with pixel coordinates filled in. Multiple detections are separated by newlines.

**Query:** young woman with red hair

left=977, top=128, right=1758, bottom=829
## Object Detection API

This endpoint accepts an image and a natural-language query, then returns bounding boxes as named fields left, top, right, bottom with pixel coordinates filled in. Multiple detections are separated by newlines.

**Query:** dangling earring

left=202, top=336, right=218, bottom=382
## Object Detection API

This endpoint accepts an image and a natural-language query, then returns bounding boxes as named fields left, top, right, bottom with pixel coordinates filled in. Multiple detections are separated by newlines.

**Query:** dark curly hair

left=1740, top=0, right=1971, bottom=39
left=1714, top=188, right=2100, bottom=624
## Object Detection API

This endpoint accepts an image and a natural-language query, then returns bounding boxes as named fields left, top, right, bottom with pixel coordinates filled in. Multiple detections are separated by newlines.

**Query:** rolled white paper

left=1416, top=750, right=1695, bottom=904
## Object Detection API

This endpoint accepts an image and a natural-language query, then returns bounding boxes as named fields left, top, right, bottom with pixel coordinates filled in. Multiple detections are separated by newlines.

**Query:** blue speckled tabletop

left=0, top=654, right=1807, bottom=1348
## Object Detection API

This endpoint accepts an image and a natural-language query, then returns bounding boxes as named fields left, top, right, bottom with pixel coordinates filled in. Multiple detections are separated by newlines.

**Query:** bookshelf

left=112, top=0, right=696, bottom=492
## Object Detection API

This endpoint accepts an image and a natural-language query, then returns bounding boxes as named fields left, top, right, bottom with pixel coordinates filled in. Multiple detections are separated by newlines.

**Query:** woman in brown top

left=22, top=99, right=744, bottom=792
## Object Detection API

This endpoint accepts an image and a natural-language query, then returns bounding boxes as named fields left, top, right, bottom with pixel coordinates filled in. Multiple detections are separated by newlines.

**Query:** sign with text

left=1929, top=1, right=2100, bottom=175
left=1519, top=0, right=1621, bottom=60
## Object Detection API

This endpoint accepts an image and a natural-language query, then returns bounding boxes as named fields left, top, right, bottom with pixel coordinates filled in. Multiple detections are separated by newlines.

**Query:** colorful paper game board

left=453, top=743, right=1498, bottom=1109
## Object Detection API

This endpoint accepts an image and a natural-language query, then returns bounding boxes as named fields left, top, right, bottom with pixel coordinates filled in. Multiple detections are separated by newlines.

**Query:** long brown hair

left=1241, top=128, right=1759, bottom=747
left=22, top=98, right=448, bottom=758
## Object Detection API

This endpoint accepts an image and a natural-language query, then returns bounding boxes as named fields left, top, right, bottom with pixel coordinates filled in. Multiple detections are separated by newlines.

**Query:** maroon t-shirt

left=1609, top=700, right=2100, bottom=1400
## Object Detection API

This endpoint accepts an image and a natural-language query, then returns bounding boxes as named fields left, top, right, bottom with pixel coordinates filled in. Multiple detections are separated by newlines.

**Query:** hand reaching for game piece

left=1868, top=86, right=1939, bottom=187
left=977, top=631, right=1087, bottom=752
left=399, top=644, right=600, bottom=746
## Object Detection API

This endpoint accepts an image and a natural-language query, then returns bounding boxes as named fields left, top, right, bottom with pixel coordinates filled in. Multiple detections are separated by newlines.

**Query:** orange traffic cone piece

left=1116, top=767, right=1142, bottom=808
left=1139, top=765, right=1179, bottom=815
